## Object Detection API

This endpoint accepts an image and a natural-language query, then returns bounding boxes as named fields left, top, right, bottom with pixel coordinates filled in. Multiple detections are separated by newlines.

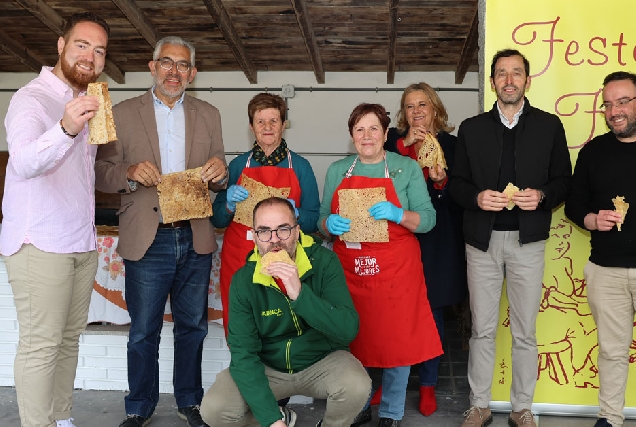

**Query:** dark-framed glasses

left=157, top=57, right=191, bottom=73
left=254, top=224, right=298, bottom=242
left=599, top=96, right=636, bottom=112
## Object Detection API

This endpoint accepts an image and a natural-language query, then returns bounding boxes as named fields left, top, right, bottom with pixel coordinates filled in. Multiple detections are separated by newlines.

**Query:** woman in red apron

left=318, top=103, right=442, bottom=427
left=211, top=93, right=320, bottom=336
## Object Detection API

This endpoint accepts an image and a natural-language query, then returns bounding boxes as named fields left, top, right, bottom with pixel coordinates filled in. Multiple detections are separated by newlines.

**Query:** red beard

left=60, top=56, right=98, bottom=90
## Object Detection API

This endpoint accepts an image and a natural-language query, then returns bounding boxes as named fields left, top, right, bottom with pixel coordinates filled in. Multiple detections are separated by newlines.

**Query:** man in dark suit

left=95, top=36, right=227, bottom=427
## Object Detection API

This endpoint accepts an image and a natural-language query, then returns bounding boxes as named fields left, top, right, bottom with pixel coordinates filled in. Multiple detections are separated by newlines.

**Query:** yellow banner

left=484, top=0, right=636, bottom=407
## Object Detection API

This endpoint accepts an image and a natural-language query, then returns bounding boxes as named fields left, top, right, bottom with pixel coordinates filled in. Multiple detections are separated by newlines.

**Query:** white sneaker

left=56, top=418, right=76, bottom=427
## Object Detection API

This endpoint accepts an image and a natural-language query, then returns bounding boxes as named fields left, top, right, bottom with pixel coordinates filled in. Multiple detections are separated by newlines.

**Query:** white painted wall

left=1, top=70, right=479, bottom=194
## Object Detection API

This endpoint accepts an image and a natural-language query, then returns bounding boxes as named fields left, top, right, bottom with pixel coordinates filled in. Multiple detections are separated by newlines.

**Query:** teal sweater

left=212, top=149, right=320, bottom=233
left=228, top=233, right=359, bottom=427
left=318, top=151, right=436, bottom=235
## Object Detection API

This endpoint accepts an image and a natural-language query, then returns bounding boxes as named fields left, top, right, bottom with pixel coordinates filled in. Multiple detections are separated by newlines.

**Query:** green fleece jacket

left=227, top=232, right=359, bottom=427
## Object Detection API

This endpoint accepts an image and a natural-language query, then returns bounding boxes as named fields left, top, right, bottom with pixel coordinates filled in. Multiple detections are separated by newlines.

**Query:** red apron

left=219, top=153, right=301, bottom=335
left=331, top=156, right=442, bottom=367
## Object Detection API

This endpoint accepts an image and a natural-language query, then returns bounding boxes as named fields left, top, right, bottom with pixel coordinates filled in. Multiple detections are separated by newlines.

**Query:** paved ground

left=2, top=386, right=635, bottom=427
left=2, top=313, right=635, bottom=426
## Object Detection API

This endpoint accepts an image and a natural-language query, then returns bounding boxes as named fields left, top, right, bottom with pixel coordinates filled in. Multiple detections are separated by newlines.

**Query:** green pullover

left=228, top=232, right=359, bottom=426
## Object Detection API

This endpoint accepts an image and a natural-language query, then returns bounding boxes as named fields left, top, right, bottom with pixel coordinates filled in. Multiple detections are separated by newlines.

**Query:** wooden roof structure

left=0, top=0, right=479, bottom=85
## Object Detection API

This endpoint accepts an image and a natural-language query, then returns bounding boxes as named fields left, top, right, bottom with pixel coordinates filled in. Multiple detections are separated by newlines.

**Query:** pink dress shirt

left=1, top=67, right=97, bottom=256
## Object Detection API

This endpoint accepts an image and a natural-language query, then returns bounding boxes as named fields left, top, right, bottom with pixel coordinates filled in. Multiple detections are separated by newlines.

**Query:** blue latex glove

left=368, top=201, right=404, bottom=224
left=226, top=185, right=249, bottom=213
left=287, top=198, right=299, bottom=218
left=326, top=214, right=351, bottom=236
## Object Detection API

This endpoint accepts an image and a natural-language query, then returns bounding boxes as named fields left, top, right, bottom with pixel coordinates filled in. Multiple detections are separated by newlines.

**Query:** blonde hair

left=395, top=83, right=454, bottom=134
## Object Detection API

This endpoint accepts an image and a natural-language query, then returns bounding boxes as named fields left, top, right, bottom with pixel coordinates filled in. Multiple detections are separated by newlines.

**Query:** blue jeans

left=419, top=307, right=445, bottom=386
left=365, top=366, right=410, bottom=420
left=123, top=227, right=212, bottom=417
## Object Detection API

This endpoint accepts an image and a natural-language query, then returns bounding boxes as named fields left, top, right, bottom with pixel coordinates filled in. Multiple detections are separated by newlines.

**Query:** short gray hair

left=153, top=36, right=195, bottom=65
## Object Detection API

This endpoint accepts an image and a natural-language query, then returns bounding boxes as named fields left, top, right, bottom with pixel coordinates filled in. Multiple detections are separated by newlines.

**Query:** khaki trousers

left=585, top=261, right=636, bottom=427
left=200, top=350, right=371, bottom=427
left=465, top=231, right=545, bottom=412
left=5, top=244, right=98, bottom=427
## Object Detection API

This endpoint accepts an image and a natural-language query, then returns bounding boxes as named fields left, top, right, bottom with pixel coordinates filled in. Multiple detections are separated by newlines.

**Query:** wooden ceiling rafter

left=455, top=7, right=478, bottom=84
left=111, top=0, right=161, bottom=49
left=386, top=0, right=399, bottom=84
left=290, top=0, right=325, bottom=84
left=0, top=28, right=45, bottom=72
left=14, top=0, right=126, bottom=84
left=202, top=0, right=257, bottom=84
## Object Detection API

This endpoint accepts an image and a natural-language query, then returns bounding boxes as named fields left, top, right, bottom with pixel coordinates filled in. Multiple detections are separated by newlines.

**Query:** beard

left=154, top=73, right=187, bottom=99
left=606, top=112, right=636, bottom=140
left=60, top=56, right=98, bottom=90
left=258, top=239, right=297, bottom=261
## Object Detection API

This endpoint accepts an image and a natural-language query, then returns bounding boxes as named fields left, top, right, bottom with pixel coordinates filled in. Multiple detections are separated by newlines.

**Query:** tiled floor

left=2, top=311, right=636, bottom=426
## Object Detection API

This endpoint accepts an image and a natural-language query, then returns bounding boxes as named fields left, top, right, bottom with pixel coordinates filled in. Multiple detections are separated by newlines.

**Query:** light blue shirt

left=152, top=87, right=186, bottom=174
left=496, top=99, right=525, bottom=129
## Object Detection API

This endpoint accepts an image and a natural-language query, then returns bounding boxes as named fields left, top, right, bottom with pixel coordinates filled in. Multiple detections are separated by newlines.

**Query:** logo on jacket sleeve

left=354, top=256, right=380, bottom=276
left=262, top=308, right=284, bottom=317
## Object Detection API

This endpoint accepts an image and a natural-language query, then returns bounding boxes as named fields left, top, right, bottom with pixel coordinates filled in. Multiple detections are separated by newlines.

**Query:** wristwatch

left=538, top=190, right=546, bottom=207
left=127, top=179, right=139, bottom=192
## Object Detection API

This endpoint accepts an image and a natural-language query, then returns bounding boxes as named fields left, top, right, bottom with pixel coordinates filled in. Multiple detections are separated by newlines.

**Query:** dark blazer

left=449, top=99, right=572, bottom=251
left=385, top=128, right=467, bottom=309
left=95, top=90, right=226, bottom=261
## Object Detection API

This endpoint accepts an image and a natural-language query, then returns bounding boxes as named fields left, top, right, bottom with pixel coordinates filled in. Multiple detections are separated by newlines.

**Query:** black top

left=385, top=128, right=467, bottom=309
left=565, top=132, right=636, bottom=267
left=450, top=99, right=572, bottom=251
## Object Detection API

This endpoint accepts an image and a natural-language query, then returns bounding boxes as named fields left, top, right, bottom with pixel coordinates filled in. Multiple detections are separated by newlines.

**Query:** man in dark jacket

left=200, top=197, right=370, bottom=427
left=449, top=49, right=571, bottom=427
left=565, top=71, right=636, bottom=427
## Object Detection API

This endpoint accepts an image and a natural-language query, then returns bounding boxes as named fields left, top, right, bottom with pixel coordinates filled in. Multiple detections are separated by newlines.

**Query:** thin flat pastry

left=234, top=174, right=291, bottom=227
left=416, top=132, right=447, bottom=170
left=503, top=182, right=520, bottom=210
left=156, top=167, right=213, bottom=223
left=87, top=82, right=117, bottom=144
left=612, top=195, right=629, bottom=231
left=339, top=187, right=389, bottom=243
left=260, top=250, right=295, bottom=275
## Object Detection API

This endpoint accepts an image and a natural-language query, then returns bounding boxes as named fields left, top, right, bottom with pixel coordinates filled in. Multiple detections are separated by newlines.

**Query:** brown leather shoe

left=461, top=406, right=492, bottom=427
left=508, top=409, right=537, bottom=427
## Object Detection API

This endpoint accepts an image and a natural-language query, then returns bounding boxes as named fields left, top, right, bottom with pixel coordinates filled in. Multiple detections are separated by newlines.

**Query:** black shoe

left=377, top=418, right=400, bottom=427
left=119, top=415, right=151, bottom=427
left=594, top=419, right=613, bottom=427
left=279, top=406, right=297, bottom=427
left=316, top=420, right=322, bottom=427
left=351, top=407, right=372, bottom=427
left=177, top=406, right=209, bottom=427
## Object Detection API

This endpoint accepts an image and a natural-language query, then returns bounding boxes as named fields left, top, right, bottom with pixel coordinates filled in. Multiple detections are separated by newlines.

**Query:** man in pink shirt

left=1, top=12, right=109, bottom=427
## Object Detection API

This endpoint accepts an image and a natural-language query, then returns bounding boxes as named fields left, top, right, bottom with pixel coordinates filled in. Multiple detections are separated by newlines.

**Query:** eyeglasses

left=254, top=225, right=298, bottom=242
left=599, top=96, right=636, bottom=112
left=157, top=57, right=191, bottom=73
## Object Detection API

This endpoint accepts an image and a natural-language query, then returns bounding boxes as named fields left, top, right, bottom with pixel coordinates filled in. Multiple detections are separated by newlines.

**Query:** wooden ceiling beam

left=111, top=0, right=161, bottom=48
left=290, top=0, right=325, bottom=84
left=0, top=28, right=45, bottom=72
left=455, top=8, right=478, bottom=84
left=387, top=0, right=399, bottom=84
left=14, top=0, right=125, bottom=84
left=202, top=0, right=257, bottom=84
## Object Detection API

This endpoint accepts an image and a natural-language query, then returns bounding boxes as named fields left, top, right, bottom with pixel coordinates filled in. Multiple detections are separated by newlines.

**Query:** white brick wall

left=0, top=260, right=312, bottom=403
left=0, top=259, right=231, bottom=393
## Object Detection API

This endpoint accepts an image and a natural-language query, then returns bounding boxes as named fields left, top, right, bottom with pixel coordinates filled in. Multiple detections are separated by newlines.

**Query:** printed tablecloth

left=88, top=233, right=224, bottom=325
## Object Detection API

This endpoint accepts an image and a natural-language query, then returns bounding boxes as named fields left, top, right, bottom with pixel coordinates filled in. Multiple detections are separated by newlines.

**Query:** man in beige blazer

left=95, top=36, right=227, bottom=427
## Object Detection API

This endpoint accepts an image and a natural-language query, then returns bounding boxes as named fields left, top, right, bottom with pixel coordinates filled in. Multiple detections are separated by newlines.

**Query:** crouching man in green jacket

left=201, top=197, right=371, bottom=427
